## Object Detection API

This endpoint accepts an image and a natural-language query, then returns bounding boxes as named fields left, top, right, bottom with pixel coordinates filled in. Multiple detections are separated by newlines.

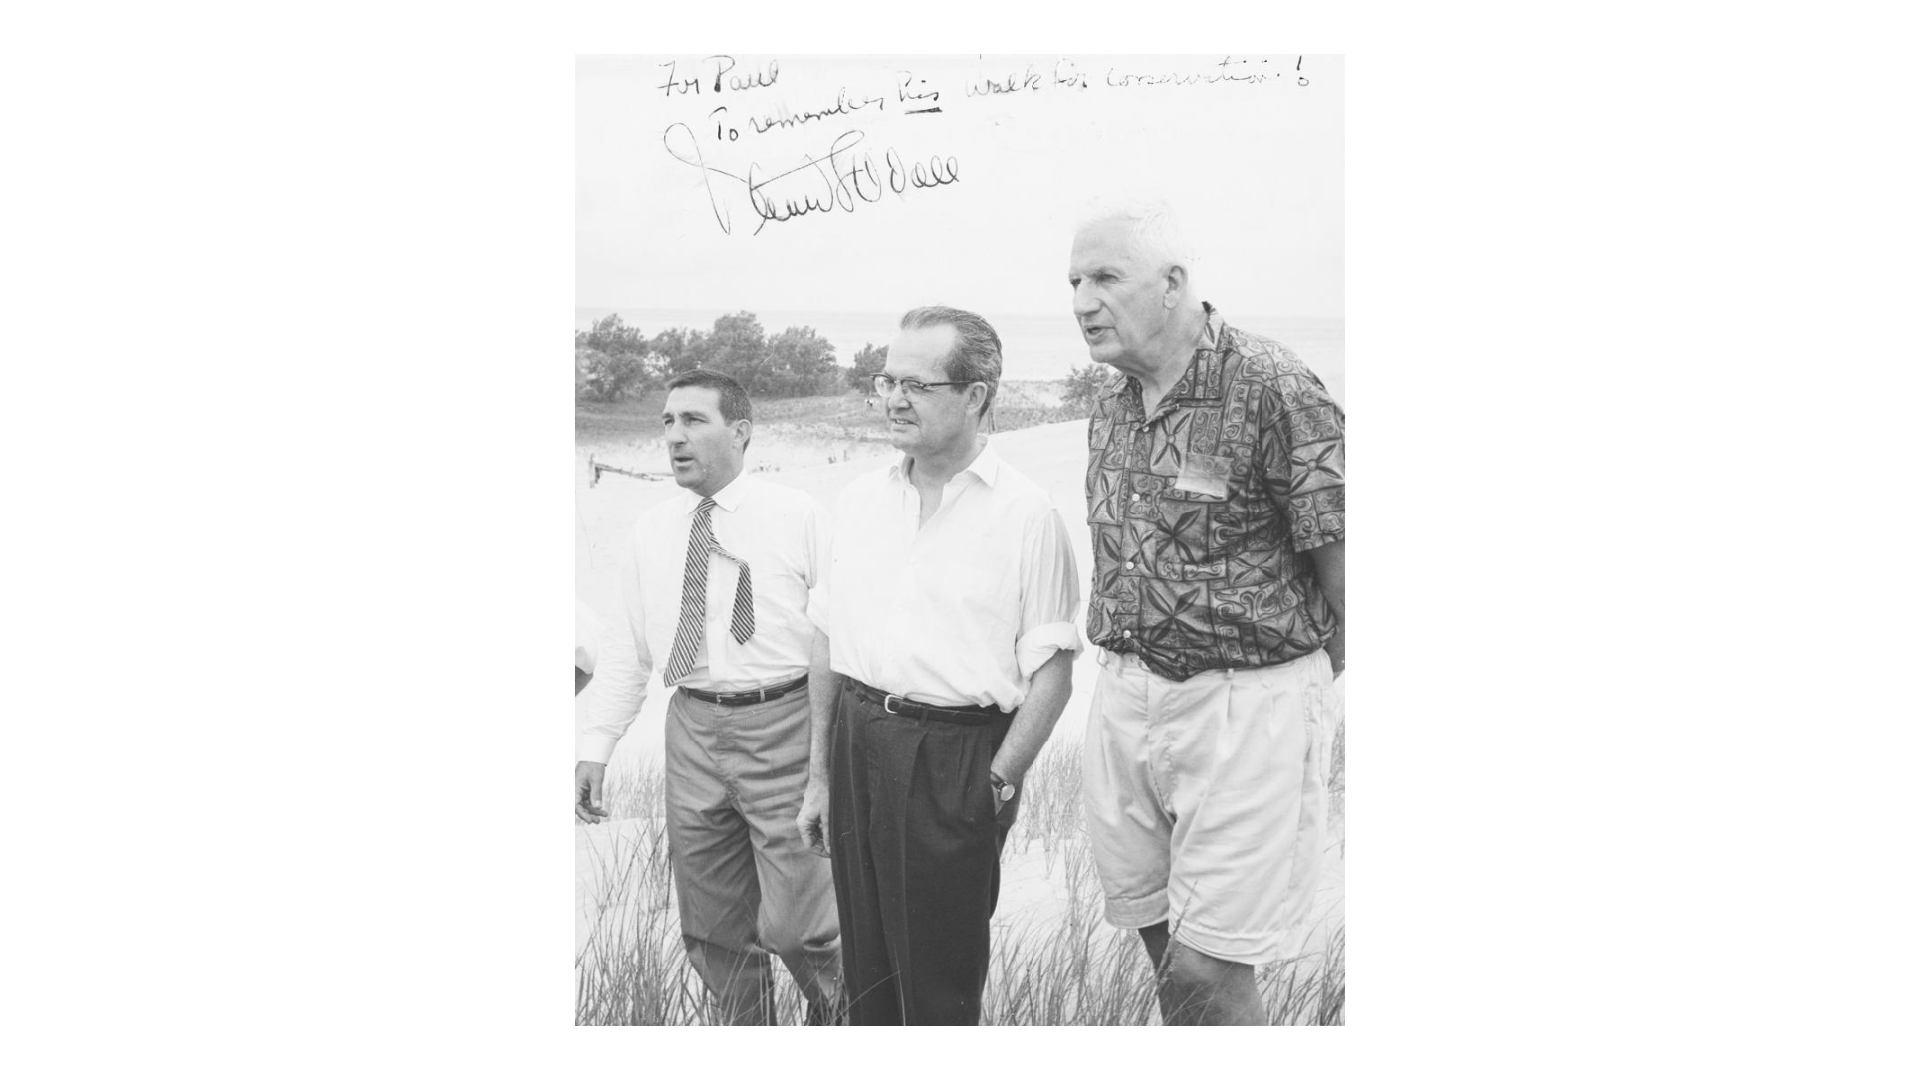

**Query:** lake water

left=577, top=307, right=1344, bottom=405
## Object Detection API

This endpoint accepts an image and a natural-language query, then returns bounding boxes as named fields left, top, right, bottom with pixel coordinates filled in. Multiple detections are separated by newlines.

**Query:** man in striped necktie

left=577, top=369, right=843, bottom=1025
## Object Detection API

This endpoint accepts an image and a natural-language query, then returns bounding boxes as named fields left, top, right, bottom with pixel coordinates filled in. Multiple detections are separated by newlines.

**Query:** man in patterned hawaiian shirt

left=1069, top=198, right=1344, bottom=1025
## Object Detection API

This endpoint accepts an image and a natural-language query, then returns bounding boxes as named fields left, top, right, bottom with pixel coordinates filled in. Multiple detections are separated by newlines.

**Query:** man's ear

left=1164, top=263, right=1189, bottom=308
left=734, top=418, right=753, bottom=446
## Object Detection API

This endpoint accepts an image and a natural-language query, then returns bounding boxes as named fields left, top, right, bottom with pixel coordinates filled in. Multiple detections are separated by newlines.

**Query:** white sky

left=577, top=53, right=1343, bottom=317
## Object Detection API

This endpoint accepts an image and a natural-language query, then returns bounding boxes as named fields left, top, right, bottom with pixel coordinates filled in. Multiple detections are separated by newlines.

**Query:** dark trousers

left=827, top=677, right=1019, bottom=1025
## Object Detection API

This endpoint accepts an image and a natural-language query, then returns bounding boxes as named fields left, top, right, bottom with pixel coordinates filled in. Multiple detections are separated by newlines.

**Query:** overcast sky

left=577, top=53, right=1343, bottom=318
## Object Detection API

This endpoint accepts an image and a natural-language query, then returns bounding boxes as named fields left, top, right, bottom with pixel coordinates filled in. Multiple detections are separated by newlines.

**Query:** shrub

left=1061, top=363, right=1109, bottom=411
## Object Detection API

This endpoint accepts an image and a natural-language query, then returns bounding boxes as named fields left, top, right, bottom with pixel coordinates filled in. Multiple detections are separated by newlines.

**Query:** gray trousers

left=664, top=686, right=844, bottom=1024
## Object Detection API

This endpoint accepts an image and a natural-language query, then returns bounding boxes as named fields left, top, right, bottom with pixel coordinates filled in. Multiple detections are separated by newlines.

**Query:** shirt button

left=1131, top=493, right=1140, bottom=501
left=1122, top=629, right=1132, bottom=638
left=1124, top=560, right=1134, bottom=570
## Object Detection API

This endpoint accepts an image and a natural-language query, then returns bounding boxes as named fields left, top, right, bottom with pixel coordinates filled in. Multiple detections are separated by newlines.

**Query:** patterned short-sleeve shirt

left=1085, top=304, right=1344, bottom=681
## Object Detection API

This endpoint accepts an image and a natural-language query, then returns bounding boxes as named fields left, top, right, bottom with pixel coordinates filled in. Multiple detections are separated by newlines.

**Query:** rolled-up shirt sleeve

left=577, top=531, right=653, bottom=764
left=1014, top=502, right=1083, bottom=681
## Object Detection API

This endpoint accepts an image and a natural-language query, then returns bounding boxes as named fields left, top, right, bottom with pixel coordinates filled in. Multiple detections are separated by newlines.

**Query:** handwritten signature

left=663, top=124, right=959, bottom=235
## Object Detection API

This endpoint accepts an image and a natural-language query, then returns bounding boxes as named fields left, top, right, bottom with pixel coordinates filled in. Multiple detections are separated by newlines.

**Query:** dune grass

left=576, top=738, right=1345, bottom=1026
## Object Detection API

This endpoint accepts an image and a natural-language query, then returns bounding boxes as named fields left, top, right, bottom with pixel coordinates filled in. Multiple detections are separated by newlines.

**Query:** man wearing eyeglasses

left=576, top=368, right=844, bottom=1026
left=796, top=305, right=1082, bottom=1025
left=1071, top=199, right=1344, bottom=1025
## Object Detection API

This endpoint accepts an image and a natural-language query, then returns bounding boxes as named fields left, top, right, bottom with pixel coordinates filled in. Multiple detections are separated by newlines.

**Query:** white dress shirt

left=575, top=600, right=604, bottom=675
left=819, top=441, right=1082, bottom=711
left=579, top=474, right=830, bottom=763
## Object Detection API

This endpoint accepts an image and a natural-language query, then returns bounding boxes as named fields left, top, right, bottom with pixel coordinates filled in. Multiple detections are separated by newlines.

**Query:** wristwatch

left=990, top=772, right=1015, bottom=803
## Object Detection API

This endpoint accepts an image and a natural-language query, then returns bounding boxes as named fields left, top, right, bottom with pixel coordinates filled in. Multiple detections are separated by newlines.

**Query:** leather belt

left=845, top=677, right=1013, bottom=726
left=678, top=674, right=809, bottom=707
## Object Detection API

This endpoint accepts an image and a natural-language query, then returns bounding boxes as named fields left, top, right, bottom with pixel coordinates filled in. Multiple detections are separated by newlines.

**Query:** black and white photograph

left=573, top=53, right=1346, bottom=1025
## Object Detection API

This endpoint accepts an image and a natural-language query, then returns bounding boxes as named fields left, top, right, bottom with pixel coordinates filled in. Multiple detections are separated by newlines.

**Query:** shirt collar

left=684, top=473, right=750, bottom=515
left=1097, top=302, right=1227, bottom=411
left=963, top=440, right=1004, bottom=488
left=1200, top=300, right=1223, bottom=346
left=1173, top=302, right=1226, bottom=402
left=888, top=436, right=1001, bottom=489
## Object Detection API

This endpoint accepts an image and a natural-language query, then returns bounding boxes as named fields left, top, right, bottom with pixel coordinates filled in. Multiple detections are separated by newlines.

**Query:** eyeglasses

left=869, top=373, right=972, bottom=398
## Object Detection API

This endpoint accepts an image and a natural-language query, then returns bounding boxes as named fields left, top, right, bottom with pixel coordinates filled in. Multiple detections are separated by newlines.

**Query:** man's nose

left=1071, top=282, right=1099, bottom=317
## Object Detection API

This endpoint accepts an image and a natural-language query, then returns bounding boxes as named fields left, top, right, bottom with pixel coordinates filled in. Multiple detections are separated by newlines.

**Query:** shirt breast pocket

left=1171, top=451, right=1232, bottom=500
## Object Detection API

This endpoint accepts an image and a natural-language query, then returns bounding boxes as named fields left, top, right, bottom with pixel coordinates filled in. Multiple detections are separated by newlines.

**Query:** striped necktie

left=662, top=497, right=754, bottom=685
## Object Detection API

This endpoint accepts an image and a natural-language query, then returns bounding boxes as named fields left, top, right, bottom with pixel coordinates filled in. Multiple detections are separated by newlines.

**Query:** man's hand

left=796, top=779, right=831, bottom=857
left=575, top=761, right=608, bottom=824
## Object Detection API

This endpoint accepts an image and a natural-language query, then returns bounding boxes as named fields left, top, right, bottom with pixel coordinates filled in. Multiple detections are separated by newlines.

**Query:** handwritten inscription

left=896, top=69, right=943, bottom=114
left=658, top=55, right=781, bottom=97
left=664, top=123, right=959, bottom=236
left=1106, top=55, right=1287, bottom=88
left=722, top=88, right=890, bottom=138
left=1052, top=59, right=1091, bottom=90
left=966, top=64, right=1043, bottom=97
left=651, top=54, right=1313, bottom=237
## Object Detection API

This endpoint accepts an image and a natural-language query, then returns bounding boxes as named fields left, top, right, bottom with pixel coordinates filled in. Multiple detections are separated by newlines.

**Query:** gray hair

left=898, top=305, right=1002, bottom=416
left=1074, top=195, right=1197, bottom=286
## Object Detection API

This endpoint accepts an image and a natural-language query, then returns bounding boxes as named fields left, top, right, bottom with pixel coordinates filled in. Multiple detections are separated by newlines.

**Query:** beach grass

left=576, top=737, right=1344, bottom=1026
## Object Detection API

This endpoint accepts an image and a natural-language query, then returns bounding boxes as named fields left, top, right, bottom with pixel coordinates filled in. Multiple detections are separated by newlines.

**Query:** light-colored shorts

left=1081, top=647, right=1334, bottom=966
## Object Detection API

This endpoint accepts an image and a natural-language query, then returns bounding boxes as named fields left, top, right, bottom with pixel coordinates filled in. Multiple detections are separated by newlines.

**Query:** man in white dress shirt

left=796, top=306, right=1081, bottom=1025
left=576, top=369, right=843, bottom=1025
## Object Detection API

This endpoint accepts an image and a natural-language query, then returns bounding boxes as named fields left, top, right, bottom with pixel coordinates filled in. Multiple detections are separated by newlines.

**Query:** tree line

left=576, top=312, right=894, bottom=402
left=576, top=310, right=1107, bottom=410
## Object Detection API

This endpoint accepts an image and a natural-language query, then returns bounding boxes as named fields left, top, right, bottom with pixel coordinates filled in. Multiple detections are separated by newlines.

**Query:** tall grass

left=576, top=737, right=1344, bottom=1025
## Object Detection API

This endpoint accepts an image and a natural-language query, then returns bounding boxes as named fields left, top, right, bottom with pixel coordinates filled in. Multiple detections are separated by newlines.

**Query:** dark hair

left=666, top=368, right=752, bottom=424
left=899, top=305, right=1002, bottom=416
left=666, top=368, right=753, bottom=451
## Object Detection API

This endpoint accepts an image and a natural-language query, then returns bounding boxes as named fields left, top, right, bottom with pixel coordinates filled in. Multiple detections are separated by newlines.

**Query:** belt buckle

left=883, top=694, right=904, bottom=716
